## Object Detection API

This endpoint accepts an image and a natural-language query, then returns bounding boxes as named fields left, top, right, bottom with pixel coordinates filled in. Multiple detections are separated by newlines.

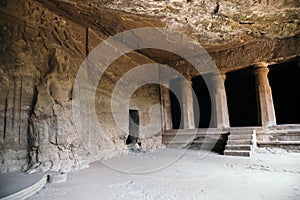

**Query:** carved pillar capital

left=254, top=62, right=269, bottom=68
left=220, top=73, right=227, bottom=82
left=253, top=64, right=269, bottom=75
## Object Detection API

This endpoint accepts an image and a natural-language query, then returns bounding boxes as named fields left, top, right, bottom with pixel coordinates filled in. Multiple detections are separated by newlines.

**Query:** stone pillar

left=180, top=77, right=195, bottom=129
left=253, top=62, right=276, bottom=126
left=208, top=72, right=230, bottom=128
left=161, top=83, right=173, bottom=130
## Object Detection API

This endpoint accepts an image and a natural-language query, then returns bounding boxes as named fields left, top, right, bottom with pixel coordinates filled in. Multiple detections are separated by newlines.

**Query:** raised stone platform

left=0, top=172, right=47, bottom=200
left=257, top=125, right=300, bottom=152
left=162, top=128, right=229, bottom=153
left=162, top=125, right=300, bottom=156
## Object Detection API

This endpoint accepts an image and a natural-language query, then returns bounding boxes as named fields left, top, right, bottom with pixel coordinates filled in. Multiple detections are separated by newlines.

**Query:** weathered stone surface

left=0, top=149, right=28, bottom=173
left=34, top=0, right=299, bottom=69
left=0, top=0, right=299, bottom=173
left=140, top=135, right=166, bottom=152
left=0, top=0, right=168, bottom=173
left=104, top=0, right=300, bottom=43
left=0, top=0, right=89, bottom=173
left=48, top=172, right=67, bottom=183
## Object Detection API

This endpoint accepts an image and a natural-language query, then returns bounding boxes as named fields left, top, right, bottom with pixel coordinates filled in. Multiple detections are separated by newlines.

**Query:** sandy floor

left=29, top=149, right=300, bottom=200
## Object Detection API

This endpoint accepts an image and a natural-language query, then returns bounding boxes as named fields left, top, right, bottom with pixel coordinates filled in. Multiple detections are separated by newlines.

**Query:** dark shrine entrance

left=225, top=68, right=260, bottom=127
left=169, top=79, right=183, bottom=129
left=192, top=75, right=211, bottom=128
left=126, top=109, right=139, bottom=144
left=268, top=59, right=300, bottom=125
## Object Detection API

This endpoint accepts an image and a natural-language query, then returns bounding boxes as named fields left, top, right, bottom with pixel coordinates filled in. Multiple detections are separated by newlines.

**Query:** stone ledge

left=258, top=141, right=300, bottom=145
left=0, top=174, right=48, bottom=200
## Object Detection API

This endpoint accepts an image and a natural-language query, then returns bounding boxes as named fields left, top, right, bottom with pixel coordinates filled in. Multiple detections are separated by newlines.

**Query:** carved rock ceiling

left=35, top=0, right=300, bottom=69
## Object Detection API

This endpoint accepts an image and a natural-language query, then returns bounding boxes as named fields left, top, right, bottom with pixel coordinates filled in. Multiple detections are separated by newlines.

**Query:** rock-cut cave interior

left=0, top=0, right=299, bottom=199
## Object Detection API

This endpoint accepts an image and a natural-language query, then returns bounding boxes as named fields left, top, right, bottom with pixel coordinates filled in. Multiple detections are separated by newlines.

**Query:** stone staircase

left=224, top=129, right=256, bottom=157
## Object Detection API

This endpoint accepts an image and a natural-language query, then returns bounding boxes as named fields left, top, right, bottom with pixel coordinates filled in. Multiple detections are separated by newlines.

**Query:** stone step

left=265, top=130, right=300, bottom=134
left=228, top=134, right=253, bottom=140
left=163, top=135, right=221, bottom=139
left=192, top=138, right=223, bottom=144
left=227, top=140, right=252, bottom=145
left=225, top=145, right=252, bottom=151
left=258, top=141, right=300, bottom=145
left=163, top=139, right=193, bottom=144
left=164, top=129, right=228, bottom=135
left=162, top=136, right=194, bottom=144
left=168, top=141, right=226, bottom=151
left=189, top=143, right=225, bottom=151
left=224, top=150, right=252, bottom=157
left=163, top=135, right=222, bottom=144
left=166, top=143, right=189, bottom=148
left=229, top=130, right=255, bottom=135
left=165, top=139, right=220, bottom=145
left=163, top=132, right=226, bottom=136
left=258, top=134, right=300, bottom=141
left=268, top=125, right=300, bottom=131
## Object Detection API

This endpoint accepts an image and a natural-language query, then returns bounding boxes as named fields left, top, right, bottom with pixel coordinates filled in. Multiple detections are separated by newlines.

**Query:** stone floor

left=3, top=148, right=300, bottom=200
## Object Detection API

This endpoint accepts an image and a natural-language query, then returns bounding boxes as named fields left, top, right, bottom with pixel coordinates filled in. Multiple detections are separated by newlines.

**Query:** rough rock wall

left=94, top=48, right=164, bottom=154
left=0, top=0, right=41, bottom=173
left=0, top=0, right=164, bottom=173
left=0, top=0, right=299, bottom=173
left=0, top=0, right=88, bottom=173
left=129, top=84, right=163, bottom=151
left=0, top=73, right=34, bottom=173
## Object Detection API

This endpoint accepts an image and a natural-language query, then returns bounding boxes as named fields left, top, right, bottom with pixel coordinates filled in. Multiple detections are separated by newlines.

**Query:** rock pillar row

left=253, top=62, right=277, bottom=127
left=179, top=77, right=195, bottom=129
left=208, top=72, right=230, bottom=128
left=161, top=83, right=173, bottom=130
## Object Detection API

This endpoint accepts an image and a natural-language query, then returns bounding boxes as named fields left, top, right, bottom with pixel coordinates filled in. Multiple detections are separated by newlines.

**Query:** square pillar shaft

left=180, top=78, right=195, bottom=129
left=161, top=84, right=173, bottom=130
left=208, top=73, right=230, bottom=128
left=253, top=62, right=276, bottom=127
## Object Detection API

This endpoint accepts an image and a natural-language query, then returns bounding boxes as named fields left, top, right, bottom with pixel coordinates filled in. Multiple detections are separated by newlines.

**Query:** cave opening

left=169, top=79, right=182, bottom=129
left=225, top=68, right=259, bottom=127
left=268, top=60, right=300, bottom=125
left=192, top=75, right=212, bottom=128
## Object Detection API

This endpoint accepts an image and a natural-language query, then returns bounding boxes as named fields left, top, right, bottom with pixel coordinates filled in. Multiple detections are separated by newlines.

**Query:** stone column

left=208, top=72, right=230, bottom=128
left=180, top=77, right=195, bottom=129
left=253, top=62, right=276, bottom=126
left=161, top=83, right=173, bottom=130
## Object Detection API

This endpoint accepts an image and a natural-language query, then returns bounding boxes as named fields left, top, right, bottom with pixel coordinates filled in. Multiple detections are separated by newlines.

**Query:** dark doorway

left=192, top=75, right=212, bottom=128
left=225, top=68, right=259, bottom=127
left=169, top=79, right=183, bottom=129
left=126, top=109, right=139, bottom=144
left=268, top=60, right=300, bottom=124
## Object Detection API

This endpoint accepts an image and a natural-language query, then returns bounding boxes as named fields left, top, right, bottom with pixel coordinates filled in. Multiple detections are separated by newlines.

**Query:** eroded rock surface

left=0, top=0, right=299, bottom=173
left=0, top=0, right=166, bottom=173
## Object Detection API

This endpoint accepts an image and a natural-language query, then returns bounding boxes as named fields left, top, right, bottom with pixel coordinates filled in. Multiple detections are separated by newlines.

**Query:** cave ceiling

left=3, top=0, right=300, bottom=71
